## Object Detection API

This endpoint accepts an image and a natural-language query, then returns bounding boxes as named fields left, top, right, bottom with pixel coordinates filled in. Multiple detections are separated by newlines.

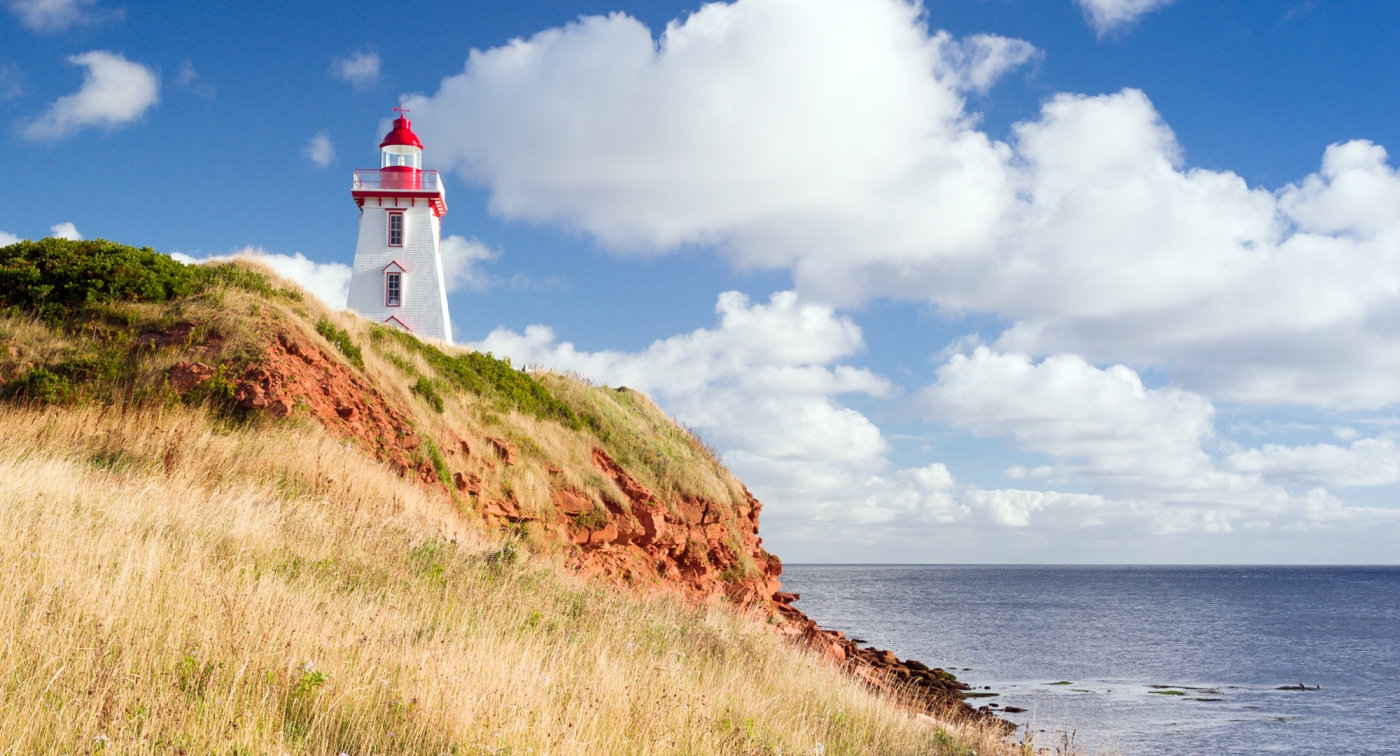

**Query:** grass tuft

left=411, top=375, right=445, bottom=413
left=315, top=317, right=364, bottom=370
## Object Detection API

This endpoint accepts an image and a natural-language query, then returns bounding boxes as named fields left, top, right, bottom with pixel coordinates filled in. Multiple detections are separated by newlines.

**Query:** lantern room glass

left=381, top=144, right=422, bottom=170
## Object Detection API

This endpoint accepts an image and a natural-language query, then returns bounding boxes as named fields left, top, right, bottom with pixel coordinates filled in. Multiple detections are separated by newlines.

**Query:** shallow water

left=779, top=565, right=1400, bottom=756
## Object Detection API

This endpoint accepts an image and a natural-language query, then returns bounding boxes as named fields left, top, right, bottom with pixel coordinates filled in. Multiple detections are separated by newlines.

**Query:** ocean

left=779, top=565, right=1400, bottom=756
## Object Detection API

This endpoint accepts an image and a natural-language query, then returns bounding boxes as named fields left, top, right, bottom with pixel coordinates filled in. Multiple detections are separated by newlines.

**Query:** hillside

left=0, top=238, right=1030, bottom=754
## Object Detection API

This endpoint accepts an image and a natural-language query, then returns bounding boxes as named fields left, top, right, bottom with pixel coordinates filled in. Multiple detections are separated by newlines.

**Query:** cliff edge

left=0, top=237, right=989, bottom=727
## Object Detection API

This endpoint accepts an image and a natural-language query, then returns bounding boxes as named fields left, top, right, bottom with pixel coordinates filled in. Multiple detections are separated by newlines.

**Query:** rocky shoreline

left=771, top=590, right=1014, bottom=730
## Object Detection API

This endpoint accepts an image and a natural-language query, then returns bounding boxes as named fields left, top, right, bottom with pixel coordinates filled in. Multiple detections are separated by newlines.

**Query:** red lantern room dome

left=351, top=106, right=446, bottom=217
left=378, top=108, right=424, bottom=186
left=379, top=114, right=423, bottom=149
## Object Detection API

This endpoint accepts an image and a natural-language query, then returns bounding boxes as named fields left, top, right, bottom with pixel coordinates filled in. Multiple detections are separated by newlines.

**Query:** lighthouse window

left=386, top=272, right=402, bottom=307
left=381, top=145, right=422, bottom=170
left=388, top=212, right=404, bottom=247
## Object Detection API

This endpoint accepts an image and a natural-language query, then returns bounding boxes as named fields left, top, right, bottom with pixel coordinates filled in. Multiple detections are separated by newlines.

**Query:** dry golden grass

left=0, top=257, right=1090, bottom=754
left=0, top=402, right=1045, bottom=755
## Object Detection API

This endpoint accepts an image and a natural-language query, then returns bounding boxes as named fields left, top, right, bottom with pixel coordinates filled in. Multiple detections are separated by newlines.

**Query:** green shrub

left=184, top=364, right=237, bottom=408
left=0, top=238, right=199, bottom=323
left=572, top=508, right=610, bottom=531
left=382, top=350, right=418, bottom=377
left=370, top=325, right=577, bottom=427
left=1, top=367, right=79, bottom=404
left=411, top=376, right=444, bottom=413
left=0, top=238, right=305, bottom=326
left=315, top=318, right=364, bottom=370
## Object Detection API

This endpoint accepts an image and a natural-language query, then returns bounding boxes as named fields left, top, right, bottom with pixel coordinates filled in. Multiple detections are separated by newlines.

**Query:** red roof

left=380, top=115, right=423, bottom=149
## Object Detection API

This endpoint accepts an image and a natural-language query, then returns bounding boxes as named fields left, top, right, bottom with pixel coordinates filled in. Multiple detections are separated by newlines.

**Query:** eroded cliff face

left=163, top=317, right=988, bottom=723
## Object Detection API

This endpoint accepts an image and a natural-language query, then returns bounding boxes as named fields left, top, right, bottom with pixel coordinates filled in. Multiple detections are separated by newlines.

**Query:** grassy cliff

left=0, top=239, right=1034, bottom=754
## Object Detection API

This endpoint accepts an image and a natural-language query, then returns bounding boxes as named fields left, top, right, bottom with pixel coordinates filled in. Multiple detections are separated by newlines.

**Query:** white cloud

left=404, top=0, right=1021, bottom=253
left=404, top=0, right=1400, bottom=410
left=919, top=348, right=1218, bottom=491
left=475, top=290, right=890, bottom=464
left=304, top=131, right=335, bottom=168
left=331, top=51, right=381, bottom=89
left=171, top=248, right=352, bottom=309
left=5, top=0, right=114, bottom=32
left=440, top=235, right=500, bottom=293
left=1075, top=0, right=1174, bottom=35
left=0, top=230, right=20, bottom=246
left=49, top=222, right=81, bottom=240
left=935, top=32, right=1040, bottom=93
left=22, top=51, right=159, bottom=141
left=1225, top=439, right=1400, bottom=488
left=915, top=347, right=1400, bottom=533
left=395, top=0, right=1400, bottom=560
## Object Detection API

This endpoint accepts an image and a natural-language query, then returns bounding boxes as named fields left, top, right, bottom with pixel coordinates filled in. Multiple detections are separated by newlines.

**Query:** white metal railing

left=352, top=169, right=444, bottom=195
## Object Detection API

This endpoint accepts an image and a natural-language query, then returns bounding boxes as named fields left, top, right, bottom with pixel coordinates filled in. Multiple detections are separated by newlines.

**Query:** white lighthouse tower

left=346, top=109, right=452, bottom=343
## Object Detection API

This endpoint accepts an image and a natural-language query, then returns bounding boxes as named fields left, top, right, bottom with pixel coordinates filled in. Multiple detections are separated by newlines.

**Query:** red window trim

left=387, top=210, right=404, bottom=248
left=385, top=270, right=402, bottom=307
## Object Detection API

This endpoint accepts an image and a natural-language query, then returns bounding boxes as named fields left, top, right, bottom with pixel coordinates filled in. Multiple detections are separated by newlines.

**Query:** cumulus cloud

left=0, top=230, right=20, bottom=246
left=22, top=51, right=159, bottom=141
left=915, top=347, right=1400, bottom=536
left=440, top=235, right=500, bottom=293
left=172, top=248, right=352, bottom=309
left=476, top=290, right=890, bottom=463
left=1075, top=0, right=1175, bottom=35
left=934, top=32, right=1040, bottom=93
left=5, top=0, right=115, bottom=32
left=404, top=0, right=1400, bottom=410
left=404, top=0, right=1022, bottom=253
left=331, top=51, right=381, bottom=89
left=395, top=0, right=1400, bottom=559
left=49, top=222, right=81, bottom=240
left=304, top=131, right=335, bottom=168
left=919, top=348, right=1218, bottom=490
left=1224, top=439, right=1400, bottom=488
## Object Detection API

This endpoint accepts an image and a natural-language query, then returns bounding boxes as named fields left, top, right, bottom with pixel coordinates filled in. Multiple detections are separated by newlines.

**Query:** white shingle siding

left=346, top=203, right=453, bottom=344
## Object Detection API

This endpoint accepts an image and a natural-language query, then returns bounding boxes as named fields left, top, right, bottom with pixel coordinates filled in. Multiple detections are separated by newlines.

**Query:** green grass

left=422, top=435, right=452, bottom=490
left=315, top=317, right=364, bottom=370
left=370, top=325, right=577, bottom=427
left=411, top=375, right=445, bottom=413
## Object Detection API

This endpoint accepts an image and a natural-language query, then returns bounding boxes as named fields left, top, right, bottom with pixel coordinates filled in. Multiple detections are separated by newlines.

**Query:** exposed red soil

left=168, top=326, right=441, bottom=488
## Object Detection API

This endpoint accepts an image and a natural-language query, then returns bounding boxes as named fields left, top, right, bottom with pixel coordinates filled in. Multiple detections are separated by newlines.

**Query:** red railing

left=353, top=169, right=444, bottom=194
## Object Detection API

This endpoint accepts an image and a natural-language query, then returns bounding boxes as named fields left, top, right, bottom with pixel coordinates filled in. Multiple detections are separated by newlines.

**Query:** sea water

left=779, top=566, right=1400, bottom=755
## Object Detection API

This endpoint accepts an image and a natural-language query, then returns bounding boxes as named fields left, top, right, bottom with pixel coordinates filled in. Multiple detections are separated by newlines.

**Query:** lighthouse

left=345, top=109, right=453, bottom=343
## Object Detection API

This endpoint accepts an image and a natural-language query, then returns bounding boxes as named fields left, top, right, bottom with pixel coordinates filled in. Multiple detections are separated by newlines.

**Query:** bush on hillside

left=370, top=325, right=578, bottom=428
left=0, top=238, right=199, bottom=323
left=0, top=237, right=301, bottom=324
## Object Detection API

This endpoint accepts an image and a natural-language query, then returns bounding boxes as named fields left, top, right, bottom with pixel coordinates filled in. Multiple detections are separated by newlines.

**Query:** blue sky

left=4, top=0, right=1399, bottom=563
